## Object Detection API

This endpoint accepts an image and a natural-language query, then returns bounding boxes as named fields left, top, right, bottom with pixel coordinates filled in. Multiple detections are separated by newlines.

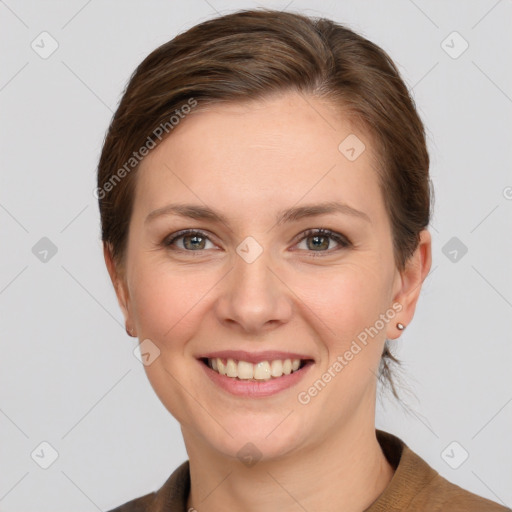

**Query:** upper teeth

left=208, top=358, right=301, bottom=380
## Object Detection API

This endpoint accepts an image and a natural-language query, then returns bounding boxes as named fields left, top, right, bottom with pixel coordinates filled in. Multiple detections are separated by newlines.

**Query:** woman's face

left=108, top=91, right=430, bottom=461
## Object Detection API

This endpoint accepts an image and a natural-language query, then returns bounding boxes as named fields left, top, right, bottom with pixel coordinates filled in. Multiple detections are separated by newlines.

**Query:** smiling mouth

left=200, top=357, right=313, bottom=380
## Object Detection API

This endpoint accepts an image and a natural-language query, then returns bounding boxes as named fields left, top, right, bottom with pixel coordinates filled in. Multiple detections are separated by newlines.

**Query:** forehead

left=134, top=92, right=385, bottom=227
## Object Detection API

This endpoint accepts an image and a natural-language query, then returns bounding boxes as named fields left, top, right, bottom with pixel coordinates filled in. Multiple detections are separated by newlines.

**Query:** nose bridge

left=235, top=246, right=274, bottom=298
left=216, top=239, right=291, bottom=333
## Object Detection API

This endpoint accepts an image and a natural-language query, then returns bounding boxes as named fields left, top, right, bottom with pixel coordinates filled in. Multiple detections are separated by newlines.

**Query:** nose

left=214, top=247, right=293, bottom=335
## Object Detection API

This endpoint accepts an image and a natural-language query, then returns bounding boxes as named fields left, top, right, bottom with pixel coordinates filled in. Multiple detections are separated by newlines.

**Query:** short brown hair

left=97, top=8, right=433, bottom=398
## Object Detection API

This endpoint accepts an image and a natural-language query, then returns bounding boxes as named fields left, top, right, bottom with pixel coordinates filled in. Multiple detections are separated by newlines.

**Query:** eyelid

left=163, top=228, right=351, bottom=253
left=163, top=229, right=218, bottom=249
left=292, top=228, right=352, bottom=251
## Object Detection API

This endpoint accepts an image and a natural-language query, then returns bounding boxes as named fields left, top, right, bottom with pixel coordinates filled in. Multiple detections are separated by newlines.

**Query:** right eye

left=163, top=229, right=217, bottom=251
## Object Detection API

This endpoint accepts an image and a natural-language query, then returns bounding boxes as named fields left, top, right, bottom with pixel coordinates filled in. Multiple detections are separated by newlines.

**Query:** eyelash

left=162, top=228, right=352, bottom=255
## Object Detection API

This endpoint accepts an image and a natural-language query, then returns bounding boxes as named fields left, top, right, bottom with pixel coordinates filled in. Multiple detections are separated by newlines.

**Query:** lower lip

left=199, top=359, right=314, bottom=398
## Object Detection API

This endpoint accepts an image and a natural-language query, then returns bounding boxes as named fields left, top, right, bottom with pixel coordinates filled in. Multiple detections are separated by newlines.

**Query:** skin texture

left=105, top=91, right=432, bottom=512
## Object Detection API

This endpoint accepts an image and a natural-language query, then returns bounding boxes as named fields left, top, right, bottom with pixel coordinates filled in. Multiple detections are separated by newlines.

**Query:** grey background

left=1, top=0, right=511, bottom=510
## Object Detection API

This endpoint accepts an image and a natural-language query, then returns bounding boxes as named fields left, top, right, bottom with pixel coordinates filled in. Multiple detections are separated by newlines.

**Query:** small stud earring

left=396, top=322, right=405, bottom=331
left=126, top=326, right=135, bottom=337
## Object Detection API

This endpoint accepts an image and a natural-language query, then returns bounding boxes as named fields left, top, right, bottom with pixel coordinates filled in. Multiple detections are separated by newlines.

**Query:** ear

left=103, top=242, right=135, bottom=335
left=387, top=229, right=432, bottom=339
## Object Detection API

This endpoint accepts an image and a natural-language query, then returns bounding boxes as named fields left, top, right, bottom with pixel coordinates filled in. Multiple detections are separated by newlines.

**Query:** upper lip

left=197, top=350, right=314, bottom=365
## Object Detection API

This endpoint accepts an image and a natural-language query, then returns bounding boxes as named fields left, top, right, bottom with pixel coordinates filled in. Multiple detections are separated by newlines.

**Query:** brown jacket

left=108, top=429, right=509, bottom=511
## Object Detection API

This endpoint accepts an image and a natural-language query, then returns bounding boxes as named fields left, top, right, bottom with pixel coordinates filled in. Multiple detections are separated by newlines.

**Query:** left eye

left=295, top=229, right=351, bottom=252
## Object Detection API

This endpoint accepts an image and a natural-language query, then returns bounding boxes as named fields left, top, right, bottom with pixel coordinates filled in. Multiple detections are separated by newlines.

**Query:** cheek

left=127, top=262, right=216, bottom=424
left=127, top=239, right=394, bottom=354
left=297, top=262, right=392, bottom=384
left=302, top=261, right=388, bottom=329
left=128, top=259, right=214, bottom=347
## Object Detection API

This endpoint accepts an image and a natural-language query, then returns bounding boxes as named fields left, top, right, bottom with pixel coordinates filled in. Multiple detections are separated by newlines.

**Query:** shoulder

left=106, top=491, right=157, bottom=512
left=409, top=472, right=510, bottom=511
left=371, top=430, right=510, bottom=512
left=105, top=460, right=190, bottom=512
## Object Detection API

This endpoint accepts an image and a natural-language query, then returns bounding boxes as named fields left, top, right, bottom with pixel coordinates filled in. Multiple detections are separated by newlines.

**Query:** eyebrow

left=145, top=200, right=371, bottom=226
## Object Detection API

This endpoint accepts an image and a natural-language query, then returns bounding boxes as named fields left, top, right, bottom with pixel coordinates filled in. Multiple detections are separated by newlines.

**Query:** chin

left=192, top=411, right=309, bottom=464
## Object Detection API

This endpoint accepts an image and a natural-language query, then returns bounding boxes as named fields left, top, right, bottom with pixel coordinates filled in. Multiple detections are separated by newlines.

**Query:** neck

left=184, top=412, right=394, bottom=512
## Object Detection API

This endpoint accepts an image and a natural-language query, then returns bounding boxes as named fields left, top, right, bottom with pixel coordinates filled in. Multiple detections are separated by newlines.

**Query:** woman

left=98, top=9, right=507, bottom=511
